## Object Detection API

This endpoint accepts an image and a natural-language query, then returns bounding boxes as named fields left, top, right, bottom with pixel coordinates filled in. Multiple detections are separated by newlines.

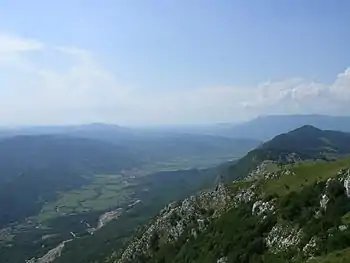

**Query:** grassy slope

left=309, top=248, right=350, bottom=263
left=36, top=174, right=135, bottom=222
left=225, top=126, right=350, bottom=182
left=263, top=158, right=350, bottom=196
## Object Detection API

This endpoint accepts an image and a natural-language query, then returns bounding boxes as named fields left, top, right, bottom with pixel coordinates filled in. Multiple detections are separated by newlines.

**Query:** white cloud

left=0, top=34, right=43, bottom=53
left=0, top=33, right=349, bottom=126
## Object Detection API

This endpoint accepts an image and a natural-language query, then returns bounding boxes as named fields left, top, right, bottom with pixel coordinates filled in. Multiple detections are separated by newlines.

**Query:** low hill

left=0, top=124, right=261, bottom=167
left=225, top=125, right=350, bottom=181
left=260, top=125, right=350, bottom=155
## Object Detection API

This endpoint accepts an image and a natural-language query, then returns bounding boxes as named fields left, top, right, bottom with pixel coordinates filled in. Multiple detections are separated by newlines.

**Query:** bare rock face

left=302, top=236, right=319, bottom=257
left=319, top=171, right=349, bottom=211
left=337, top=168, right=350, bottom=197
left=342, top=169, right=350, bottom=197
left=252, top=200, right=275, bottom=217
left=321, top=178, right=335, bottom=210
left=233, top=184, right=256, bottom=205
left=266, top=223, right=303, bottom=253
left=247, top=160, right=275, bottom=180
left=338, top=225, right=348, bottom=232
left=320, top=193, right=329, bottom=210
left=117, top=183, right=232, bottom=263
left=216, top=256, right=228, bottom=263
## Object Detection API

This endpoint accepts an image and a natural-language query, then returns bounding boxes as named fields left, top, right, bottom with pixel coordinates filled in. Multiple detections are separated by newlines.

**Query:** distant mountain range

left=0, top=123, right=132, bottom=140
left=219, top=114, right=350, bottom=140
left=2, top=114, right=350, bottom=142
left=0, top=123, right=261, bottom=164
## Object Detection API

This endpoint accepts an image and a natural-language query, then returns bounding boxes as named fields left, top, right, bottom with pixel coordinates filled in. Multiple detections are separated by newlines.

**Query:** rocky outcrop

left=247, top=160, right=275, bottom=180
left=232, top=184, right=256, bottom=205
left=342, top=169, right=350, bottom=197
left=26, top=239, right=72, bottom=263
left=266, top=223, right=303, bottom=253
left=216, top=257, right=228, bottom=263
left=97, top=208, right=123, bottom=230
left=320, top=193, right=329, bottom=210
left=338, top=225, right=348, bottom=232
left=117, top=183, right=232, bottom=263
left=252, top=200, right=275, bottom=218
left=320, top=170, right=350, bottom=211
left=302, top=236, right=319, bottom=257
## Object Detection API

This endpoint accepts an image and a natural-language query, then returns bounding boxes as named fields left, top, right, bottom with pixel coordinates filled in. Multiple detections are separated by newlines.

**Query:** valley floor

left=0, top=159, right=219, bottom=263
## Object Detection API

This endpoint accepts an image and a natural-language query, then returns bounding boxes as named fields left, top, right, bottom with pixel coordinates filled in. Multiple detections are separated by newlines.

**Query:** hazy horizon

left=1, top=113, right=350, bottom=130
left=1, top=1, right=350, bottom=126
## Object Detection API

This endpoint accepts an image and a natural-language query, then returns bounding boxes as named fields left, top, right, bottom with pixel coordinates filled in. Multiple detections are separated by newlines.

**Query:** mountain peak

left=297, top=124, right=318, bottom=129
left=288, top=125, right=322, bottom=135
left=261, top=125, right=335, bottom=153
left=292, top=124, right=321, bottom=131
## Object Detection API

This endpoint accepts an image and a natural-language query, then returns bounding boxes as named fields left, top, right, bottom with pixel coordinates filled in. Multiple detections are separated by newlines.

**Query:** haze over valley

left=1, top=1, right=350, bottom=263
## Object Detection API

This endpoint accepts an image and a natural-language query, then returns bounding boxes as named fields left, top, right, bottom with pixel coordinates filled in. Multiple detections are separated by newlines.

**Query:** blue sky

left=0, top=1, right=349, bottom=125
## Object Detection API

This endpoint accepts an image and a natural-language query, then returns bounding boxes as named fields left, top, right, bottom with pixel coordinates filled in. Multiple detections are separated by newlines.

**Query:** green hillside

left=111, top=157, right=350, bottom=263
left=225, top=125, right=350, bottom=181
left=103, top=126, right=350, bottom=263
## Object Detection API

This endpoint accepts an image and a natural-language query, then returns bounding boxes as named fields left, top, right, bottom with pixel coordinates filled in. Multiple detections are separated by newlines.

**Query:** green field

left=37, top=174, right=136, bottom=222
left=137, top=154, right=238, bottom=174
left=35, top=155, right=227, bottom=223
